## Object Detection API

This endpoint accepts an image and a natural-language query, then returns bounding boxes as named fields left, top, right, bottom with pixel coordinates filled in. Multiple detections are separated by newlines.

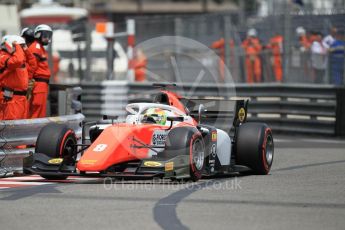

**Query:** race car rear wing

left=181, top=98, right=249, bottom=128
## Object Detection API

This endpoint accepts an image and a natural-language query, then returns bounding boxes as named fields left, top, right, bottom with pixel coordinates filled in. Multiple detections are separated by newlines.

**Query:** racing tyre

left=35, top=123, right=77, bottom=180
left=189, top=133, right=205, bottom=181
left=164, top=127, right=205, bottom=182
left=236, top=122, right=274, bottom=175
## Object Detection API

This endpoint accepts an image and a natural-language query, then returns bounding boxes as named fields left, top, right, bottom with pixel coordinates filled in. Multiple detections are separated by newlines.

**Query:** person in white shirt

left=311, top=32, right=327, bottom=83
left=322, top=27, right=337, bottom=49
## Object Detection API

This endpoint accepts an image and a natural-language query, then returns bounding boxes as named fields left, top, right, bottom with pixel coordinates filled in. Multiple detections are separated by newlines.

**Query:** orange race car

left=23, top=83, right=274, bottom=181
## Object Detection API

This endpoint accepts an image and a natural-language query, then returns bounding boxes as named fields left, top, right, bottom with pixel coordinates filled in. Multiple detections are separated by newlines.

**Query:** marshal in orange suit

left=0, top=35, right=29, bottom=120
left=242, top=28, right=262, bottom=83
left=267, top=34, right=284, bottom=82
left=28, top=24, right=53, bottom=118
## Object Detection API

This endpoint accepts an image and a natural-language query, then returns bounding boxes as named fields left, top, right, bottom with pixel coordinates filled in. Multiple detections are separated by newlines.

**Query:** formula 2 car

left=23, top=83, right=274, bottom=181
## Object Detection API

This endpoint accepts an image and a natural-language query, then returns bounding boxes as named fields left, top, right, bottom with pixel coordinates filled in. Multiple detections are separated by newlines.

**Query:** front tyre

left=35, top=123, right=77, bottom=180
left=236, top=122, right=274, bottom=175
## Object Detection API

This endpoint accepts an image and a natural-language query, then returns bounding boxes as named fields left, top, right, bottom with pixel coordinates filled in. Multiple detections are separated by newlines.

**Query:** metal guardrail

left=0, top=114, right=84, bottom=176
left=81, top=81, right=345, bottom=136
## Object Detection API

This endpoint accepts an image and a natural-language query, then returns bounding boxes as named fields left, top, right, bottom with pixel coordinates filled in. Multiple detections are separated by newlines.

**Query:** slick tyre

left=188, top=133, right=205, bottom=181
left=163, top=127, right=205, bottom=182
left=35, top=123, right=77, bottom=180
left=236, top=122, right=274, bottom=175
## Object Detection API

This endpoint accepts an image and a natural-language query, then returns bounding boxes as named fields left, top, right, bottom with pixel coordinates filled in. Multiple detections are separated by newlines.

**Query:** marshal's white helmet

left=34, top=24, right=53, bottom=45
left=247, top=28, right=257, bottom=37
left=296, top=26, right=306, bottom=36
left=1, top=35, right=25, bottom=53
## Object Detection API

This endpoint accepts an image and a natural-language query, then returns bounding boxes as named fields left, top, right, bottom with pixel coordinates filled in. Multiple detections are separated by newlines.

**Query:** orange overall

left=242, top=37, right=262, bottom=83
left=267, top=35, right=283, bottom=82
left=28, top=40, right=51, bottom=118
left=24, top=48, right=37, bottom=118
left=299, top=35, right=312, bottom=77
left=0, top=45, right=29, bottom=120
left=211, top=38, right=235, bottom=81
left=134, top=50, right=147, bottom=82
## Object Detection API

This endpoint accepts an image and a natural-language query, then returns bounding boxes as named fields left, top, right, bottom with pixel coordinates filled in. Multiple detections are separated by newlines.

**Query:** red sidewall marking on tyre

left=59, top=130, right=73, bottom=157
left=189, top=133, right=202, bottom=179
left=261, top=128, right=271, bottom=173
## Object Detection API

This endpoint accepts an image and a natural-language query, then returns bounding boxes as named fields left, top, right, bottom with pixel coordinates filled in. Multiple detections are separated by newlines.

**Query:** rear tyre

left=163, top=127, right=205, bottom=182
left=236, top=122, right=274, bottom=175
left=36, top=123, right=77, bottom=180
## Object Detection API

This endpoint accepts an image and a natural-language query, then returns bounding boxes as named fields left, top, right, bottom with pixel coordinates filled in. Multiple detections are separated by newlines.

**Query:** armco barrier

left=81, top=81, right=345, bottom=136
left=0, top=114, right=84, bottom=176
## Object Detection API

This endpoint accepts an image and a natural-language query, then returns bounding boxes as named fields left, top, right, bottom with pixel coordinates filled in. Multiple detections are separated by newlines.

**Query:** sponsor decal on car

left=143, top=161, right=162, bottom=167
left=211, top=144, right=217, bottom=157
left=238, top=108, right=246, bottom=122
left=211, top=131, right=217, bottom=142
left=165, top=162, right=174, bottom=171
left=152, top=130, right=167, bottom=147
left=80, top=159, right=97, bottom=165
left=48, top=158, right=63, bottom=165
left=93, top=144, right=107, bottom=152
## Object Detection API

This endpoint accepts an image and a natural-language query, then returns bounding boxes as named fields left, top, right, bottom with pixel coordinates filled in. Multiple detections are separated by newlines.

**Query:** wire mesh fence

left=129, top=12, right=345, bottom=85
left=51, top=11, right=345, bottom=85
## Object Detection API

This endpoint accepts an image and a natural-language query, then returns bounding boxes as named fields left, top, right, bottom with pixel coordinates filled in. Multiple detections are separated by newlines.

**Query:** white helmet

left=11, top=35, right=26, bottom=45
left=34, top=24, right=53, bottom=45
left=1, top=35, right=25, bottom=53
left=296, top=26, right=306, bottom=36
left=247, top=28, right=257, bottom=37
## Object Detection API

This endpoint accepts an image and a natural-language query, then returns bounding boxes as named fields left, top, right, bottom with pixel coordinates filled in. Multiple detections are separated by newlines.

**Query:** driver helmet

left=34, top=24, right=53, bottom=45
left=144, top=108, right=167, bottom=125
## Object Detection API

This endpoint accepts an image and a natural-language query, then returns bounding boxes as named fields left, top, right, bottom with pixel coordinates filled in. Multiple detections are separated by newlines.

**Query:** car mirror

left=167, top=116, right=184, bottom=122
left=198, top=104, right=207, bottom=124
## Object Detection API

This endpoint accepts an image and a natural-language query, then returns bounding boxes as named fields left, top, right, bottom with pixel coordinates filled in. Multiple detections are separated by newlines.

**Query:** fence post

left=85, top=22, right=92, bottom=81
left=223, top=15, right=232, bottom=82
left=127, top=19, right=136, bottom=82
left=335, top=87, right=345, bottom=136
left=283, top=0, right=292, bottom=83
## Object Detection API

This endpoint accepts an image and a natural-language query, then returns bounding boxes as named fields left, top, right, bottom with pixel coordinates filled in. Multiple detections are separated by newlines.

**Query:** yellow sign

left=238, top=108, right=246, bottom=122
left=80, top=159, right=97, bottom=165
left=165, top=162, right=174, bottom=171
left=48, top=158, right=63, bottom=165
left=211, top=131, right=217, bottom=142
left=143, top=161, right=162, bottom=167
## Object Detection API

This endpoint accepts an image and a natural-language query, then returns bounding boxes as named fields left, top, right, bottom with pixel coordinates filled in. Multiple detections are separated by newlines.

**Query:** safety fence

left=48, top=12, right=345, bottom=85
left=132, top=13, right=345, bottom=85
left=81, top=81, right=345, bottom=136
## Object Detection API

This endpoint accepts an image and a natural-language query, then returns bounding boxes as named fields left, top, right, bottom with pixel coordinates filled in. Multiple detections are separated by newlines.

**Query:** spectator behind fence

left=242, top=28, right=262, bottom=83
left=296, top=27, right=312, bottom=80
left=329, top=29, right=345, bottom=85
left=266, top=33, right=284, bottom=82
left=323, top=27, right=337, bottom=49
left=310, top=32, right=327, bottom=84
